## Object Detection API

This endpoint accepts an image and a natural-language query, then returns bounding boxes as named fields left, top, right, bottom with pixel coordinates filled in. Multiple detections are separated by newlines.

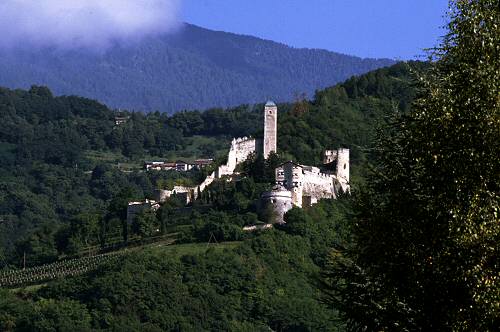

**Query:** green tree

left=31, top=299, right=92, bottom=331
left=65, top=213, right=101, bottom=254
left=131, top=210, right=159, bottom=239
left=15, top=224, right=59, bottom=266
left=325, top=1, right=500, bottom=330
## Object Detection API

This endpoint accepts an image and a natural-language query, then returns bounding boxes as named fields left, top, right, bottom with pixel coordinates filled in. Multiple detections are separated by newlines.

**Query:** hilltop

left=0, top=23, right=394, bottom=113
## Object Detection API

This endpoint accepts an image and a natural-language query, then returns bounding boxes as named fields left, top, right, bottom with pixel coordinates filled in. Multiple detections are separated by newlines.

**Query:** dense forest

left=0, top=60, right=429, bottom=330
left=0, top=23, right=394, bottom=113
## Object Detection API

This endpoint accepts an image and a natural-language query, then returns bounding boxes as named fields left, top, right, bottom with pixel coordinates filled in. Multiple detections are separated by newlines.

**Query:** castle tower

left=261, top=185, right=293, bottom=224
left=336, top=148, right=350, bottom=193
left=263, top=101, right=277, bottom=159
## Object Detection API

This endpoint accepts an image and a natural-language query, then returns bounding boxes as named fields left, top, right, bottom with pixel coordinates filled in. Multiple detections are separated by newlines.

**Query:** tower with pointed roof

left=263, top=100, right=277, bottom=159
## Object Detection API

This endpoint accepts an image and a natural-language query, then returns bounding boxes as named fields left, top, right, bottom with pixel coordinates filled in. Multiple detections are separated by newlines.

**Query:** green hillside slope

left=0, top=61, right=431, bottom=331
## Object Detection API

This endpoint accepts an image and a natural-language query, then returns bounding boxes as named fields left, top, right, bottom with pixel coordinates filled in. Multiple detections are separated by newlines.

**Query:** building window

left=344, top=164, right=346, bottom=169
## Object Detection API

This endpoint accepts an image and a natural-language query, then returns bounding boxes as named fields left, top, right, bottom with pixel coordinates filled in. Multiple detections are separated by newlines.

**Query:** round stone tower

left=261, top=185, right=293, bottom=224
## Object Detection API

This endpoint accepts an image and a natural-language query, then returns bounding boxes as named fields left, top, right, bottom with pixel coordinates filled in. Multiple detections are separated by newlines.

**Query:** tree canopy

left=325, top=1, right=500, bottom=330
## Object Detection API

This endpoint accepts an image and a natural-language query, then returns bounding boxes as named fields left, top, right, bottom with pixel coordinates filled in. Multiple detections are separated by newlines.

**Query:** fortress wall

left=226, top=137, right=257, bottom=171
left=301, top=171, right=336, bottom=204
left=154, top=189, right=172, bottom=203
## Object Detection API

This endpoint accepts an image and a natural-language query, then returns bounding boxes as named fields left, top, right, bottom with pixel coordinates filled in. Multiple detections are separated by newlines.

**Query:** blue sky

left=182, top=0, right=449, bottom=60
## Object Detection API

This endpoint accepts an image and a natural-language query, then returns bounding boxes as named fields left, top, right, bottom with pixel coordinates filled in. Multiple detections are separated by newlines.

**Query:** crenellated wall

left=274, top=149, right=350, bottom=209
left=225, top=137, right=258, bottom=172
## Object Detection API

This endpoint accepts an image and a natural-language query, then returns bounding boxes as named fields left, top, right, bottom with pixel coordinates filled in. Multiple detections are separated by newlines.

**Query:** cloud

left=0, top=0, right=182, bottom=50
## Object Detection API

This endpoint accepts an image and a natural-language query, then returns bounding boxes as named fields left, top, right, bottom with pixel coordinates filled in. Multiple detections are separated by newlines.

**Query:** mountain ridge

left=0, top=23, right=395, bottom=113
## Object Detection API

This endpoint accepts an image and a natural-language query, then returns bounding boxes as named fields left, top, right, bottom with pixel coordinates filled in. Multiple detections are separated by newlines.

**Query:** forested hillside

left=0, top=62, right=428, bottom=330
left=0, top=23, right=395, bottom=113
left=0, top=61, right=426, bottom=263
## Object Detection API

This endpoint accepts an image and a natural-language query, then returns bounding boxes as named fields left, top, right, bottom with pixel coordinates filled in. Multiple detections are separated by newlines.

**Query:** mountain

left=0, top=23, right=395, bottom=113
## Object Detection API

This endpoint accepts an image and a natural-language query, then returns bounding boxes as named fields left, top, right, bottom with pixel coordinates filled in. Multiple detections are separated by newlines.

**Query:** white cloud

left=0, top=0, right=181, bottom=50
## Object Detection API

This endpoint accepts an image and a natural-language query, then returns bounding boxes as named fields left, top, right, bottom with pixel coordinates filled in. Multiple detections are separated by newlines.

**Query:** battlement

left=272, top=150, right=349, bottom=208
left=232, top=136, right=254, bottom=145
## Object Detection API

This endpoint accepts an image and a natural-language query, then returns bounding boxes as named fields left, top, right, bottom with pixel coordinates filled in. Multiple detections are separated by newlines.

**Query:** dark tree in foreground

left=324, top=1, right=500, bottom=330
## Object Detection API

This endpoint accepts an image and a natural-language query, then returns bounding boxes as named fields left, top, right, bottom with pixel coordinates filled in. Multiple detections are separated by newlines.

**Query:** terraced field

left=0, top=239, right=240, bottom=288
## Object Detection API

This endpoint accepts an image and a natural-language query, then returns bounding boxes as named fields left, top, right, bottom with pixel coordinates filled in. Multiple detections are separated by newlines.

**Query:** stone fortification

left=275, top=149, right=350, bottom=209
left=189, top=101, right=276, bottom=201
left=323, top=149, right=350, bottom=192
left=223, top=137, right=258, bottom=174
left=261, top=185, right=293, bottom=224
left=145, top=100, right=277, bottom=210
left=128, top=101, right=351, bottom=229
left=335, top=148, right=350, bottom=187
left=263, top=101, right=277, bottom=158
left=154, top=186, right=194, bottom=205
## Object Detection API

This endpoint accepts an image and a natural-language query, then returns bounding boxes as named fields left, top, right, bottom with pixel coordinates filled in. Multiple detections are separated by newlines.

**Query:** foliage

left=0, top=58, right=434, bottom=330
left=0, top=60, right=425, bottom=267
left=324, top=1, right=500, bottom=330
left=0, top=197, right=352, bottom=331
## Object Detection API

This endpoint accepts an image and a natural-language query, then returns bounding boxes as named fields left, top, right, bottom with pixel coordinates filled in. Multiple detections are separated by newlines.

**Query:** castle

left=264, top=148, right=350, bottom=223
left=128, top=101, right=349, bottom=224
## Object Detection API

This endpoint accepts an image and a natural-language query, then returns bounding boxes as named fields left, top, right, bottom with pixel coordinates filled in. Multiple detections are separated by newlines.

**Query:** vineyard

left=0, top=251, right=125, bottom=288
left=0, top=235, right=177, bottom=288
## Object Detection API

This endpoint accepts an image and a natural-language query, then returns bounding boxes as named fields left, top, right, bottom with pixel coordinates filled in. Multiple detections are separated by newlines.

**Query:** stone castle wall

left=275, top=148, right=350, bottom=209
left=153, top=102, right=277, bottom=205
left=226, top=137, right=258, bottom=172
left=302, top=167, right=336, bottom=204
